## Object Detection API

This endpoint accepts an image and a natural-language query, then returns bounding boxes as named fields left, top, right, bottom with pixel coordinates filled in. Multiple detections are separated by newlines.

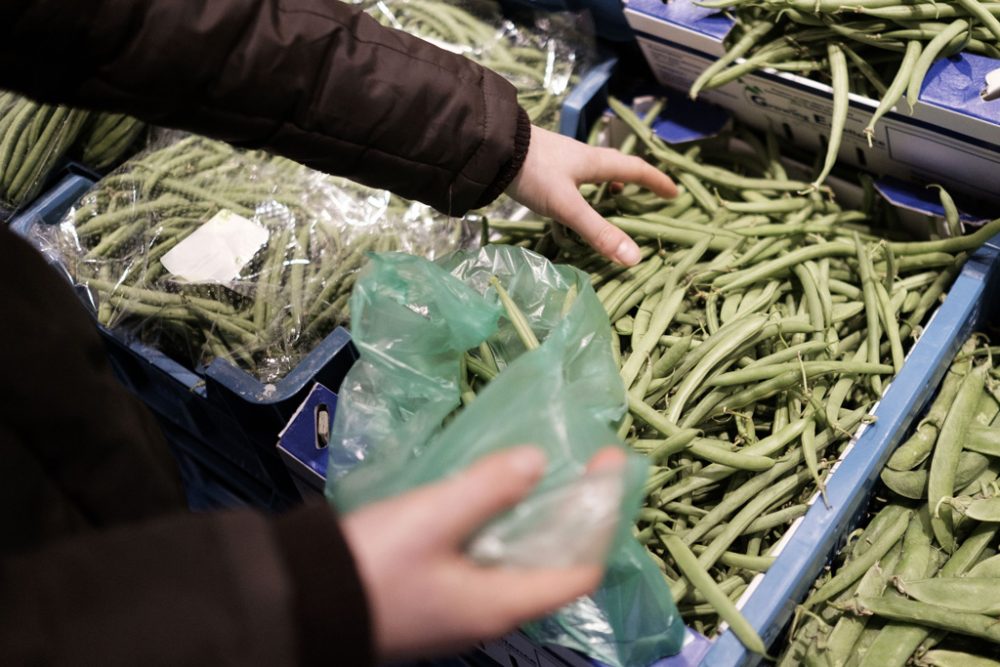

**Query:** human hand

left=340, top=445, right=625, bottom=662
left=505, top=124, right=677, bottom=267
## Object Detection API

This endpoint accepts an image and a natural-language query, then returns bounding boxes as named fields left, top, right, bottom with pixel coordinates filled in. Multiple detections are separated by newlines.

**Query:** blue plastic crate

left=274, top=202, right=999, bottom=667
left=622, top=0, right=1000, bottom=207
left=277, top=382, right=339, bottom=496
left=11, top=174, right=359, bottom=510
left=560, top=57, right=618, bottom=139
left=163, top=420, right=252, bottom=511
left=702, top=240, right=1000, bottom=666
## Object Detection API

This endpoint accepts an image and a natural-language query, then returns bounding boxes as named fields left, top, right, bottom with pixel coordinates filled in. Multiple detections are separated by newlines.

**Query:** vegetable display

left=688, top=1, right=1000, bottom=187
left=0, top=92, right=89, bottom=213
left=35, top=135, right=472, bottom=383
left=782, top=336, right=1000, bottom=667
left=482, top=96, right=1000, bottom=651
left=25, top=0, right=591, bottom=385
left=366, top=0, right=582, bottom=129
left=78, top=113, right=148, bottom=172
left=0, top=91, right=147, bottom=215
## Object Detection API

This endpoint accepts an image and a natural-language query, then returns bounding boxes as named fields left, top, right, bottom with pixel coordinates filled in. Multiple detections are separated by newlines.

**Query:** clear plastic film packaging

left=364, top=0, right=589, bottom=130
left=31, top=134, right=476, bottom=383
left=326, top=244, right=685, bottom=666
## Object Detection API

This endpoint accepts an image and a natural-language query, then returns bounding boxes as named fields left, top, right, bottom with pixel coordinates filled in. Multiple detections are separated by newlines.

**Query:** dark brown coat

left=0, top=0, right=530, bottom=215
left=0, top=0, right=531, bottom=663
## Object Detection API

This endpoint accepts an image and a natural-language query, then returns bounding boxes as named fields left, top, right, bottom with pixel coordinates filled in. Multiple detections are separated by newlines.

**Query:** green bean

left=691, top=544, right=775, bottom=572
left=490, top=277, right=539, bottom=351
left=899, top=577, right=1000, bottom=615
left=805, top=508, right=911, bottom=608
left=661, top=532, right=767, bottom=654
left=967, top=553, right=1000, bottom=578
left=622, top=241, right=710, bottom=387
left=712, top=369, right=814, bottom=414
left=874, top=281, right=905, bottom=373
left=957, top=496, right=1000, bottom=522
left=696, top=471, right=810, bottom=576
left=842, top=42, right=889, bottom=97
left=706, top=46, right=802, bottom=89
left=688, top=440, right=776, bottom=471
left=691, top=21, right=775, bottom=99
left=609, top=217, right=738, bottom=252
left=853, top=595, right=1000, bottom=643
left=0, top=101, right=39, bottom=194
left=811, top=42, right=849, bottom=190
left=678, top=460, right=807, bottom=547
left=929, top=184, right=962, bottom=238
left=854, top=233, right=884, bottom=395
left=719, top=292, right=742, bottom=327
left=957, top=0, right=1000, bottom=42
left=668, top=314, right=770, bottom=422
left=964, top=424, right=1000, bottom=457
left=707, top=361, right=892, bottom=387
left=930, top=362, right=987, bottom=552
left=652, top=337, right=692, bottom=380
left=700, top=504, right=809, bottom=541
left=677, top=172, right=719, bottom=214
left=820, top=543, right=901, bottom=666
left=882, top=452, right=989, bottom=499
left=920, top=650, right=1000, bottom=667
left=604, top=257, right=668, bottom=318
left=715, top=242, right=855, bottom=293
left=608, top=97, right=814, bottom=193
left=907, top=20, right=971, bottom=108
left=630, top=292, right=659, bottom=340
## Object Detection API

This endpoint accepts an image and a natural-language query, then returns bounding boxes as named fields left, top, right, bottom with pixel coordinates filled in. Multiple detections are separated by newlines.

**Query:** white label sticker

left=161, top=209, right=269, bottom=285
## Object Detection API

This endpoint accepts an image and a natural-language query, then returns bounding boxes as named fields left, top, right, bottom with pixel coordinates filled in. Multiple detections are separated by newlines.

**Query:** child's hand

left=506, top=125, right=677, bottom=266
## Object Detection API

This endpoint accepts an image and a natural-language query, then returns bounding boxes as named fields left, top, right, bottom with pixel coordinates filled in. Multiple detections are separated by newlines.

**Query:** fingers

left=586, top=149, right=678, bottom=200
left=551, top=187, right=641, bottom=266
left=434, top=446, right=547, bottom=545
left=585, top=446, right=628, bottom=474
left=464, top=564, right=604, bottom=636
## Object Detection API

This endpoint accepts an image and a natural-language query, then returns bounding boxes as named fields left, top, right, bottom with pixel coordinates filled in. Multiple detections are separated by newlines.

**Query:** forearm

left=0, top=502, right=372, bottom=666
left=0, top=0, right=528, bottom=214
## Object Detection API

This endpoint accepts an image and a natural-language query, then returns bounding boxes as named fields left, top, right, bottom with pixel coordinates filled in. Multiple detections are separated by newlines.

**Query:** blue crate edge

left=561, top=56, right=618, bottom=140
left=702, top=242, right=1000, bottom=667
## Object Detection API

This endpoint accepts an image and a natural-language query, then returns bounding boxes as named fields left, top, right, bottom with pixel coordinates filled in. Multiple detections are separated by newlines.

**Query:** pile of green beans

left=42, top=135, right=470, bottom=382
left=79, top=113, right=148, bottom=172
left=0, top=92, right=89, bottom=212
left=482, top=96, right=1000, bottom=651
left=782, top=335, right=1000, bottom=667
left=0, top=90, right=147, bottom=215
left=367, top=0, right=581, bottom=128
left=689, top=1, right=1000, bottom=188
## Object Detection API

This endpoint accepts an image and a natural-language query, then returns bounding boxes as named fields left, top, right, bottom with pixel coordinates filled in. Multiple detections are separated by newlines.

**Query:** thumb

left=434, top=446, right=547, bottom=545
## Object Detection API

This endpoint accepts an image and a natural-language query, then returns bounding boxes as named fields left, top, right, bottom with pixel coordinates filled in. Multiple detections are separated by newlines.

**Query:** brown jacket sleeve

left=0, top=502, right=372, bottom=667
left=0, top=0, right=531, bottom=215
left=0, top=225, right=372, bottom=667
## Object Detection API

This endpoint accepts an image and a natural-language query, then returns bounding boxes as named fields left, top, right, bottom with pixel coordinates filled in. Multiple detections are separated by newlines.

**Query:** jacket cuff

left=473, top=105, right=532, bottom=209
left=273, top=501, right=373, bottom=667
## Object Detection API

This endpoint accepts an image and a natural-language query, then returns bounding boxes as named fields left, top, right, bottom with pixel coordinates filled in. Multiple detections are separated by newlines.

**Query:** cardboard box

left=623, top=0, right=1000, bottom=206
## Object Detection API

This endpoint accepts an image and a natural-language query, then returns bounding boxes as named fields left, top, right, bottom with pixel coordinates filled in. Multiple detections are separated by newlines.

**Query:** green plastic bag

left=326, top=245, right=684, bottom=666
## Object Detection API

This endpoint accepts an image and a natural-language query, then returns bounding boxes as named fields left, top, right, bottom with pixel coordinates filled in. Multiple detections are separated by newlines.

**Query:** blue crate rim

left=700, top=240, right=1000, bottom=666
